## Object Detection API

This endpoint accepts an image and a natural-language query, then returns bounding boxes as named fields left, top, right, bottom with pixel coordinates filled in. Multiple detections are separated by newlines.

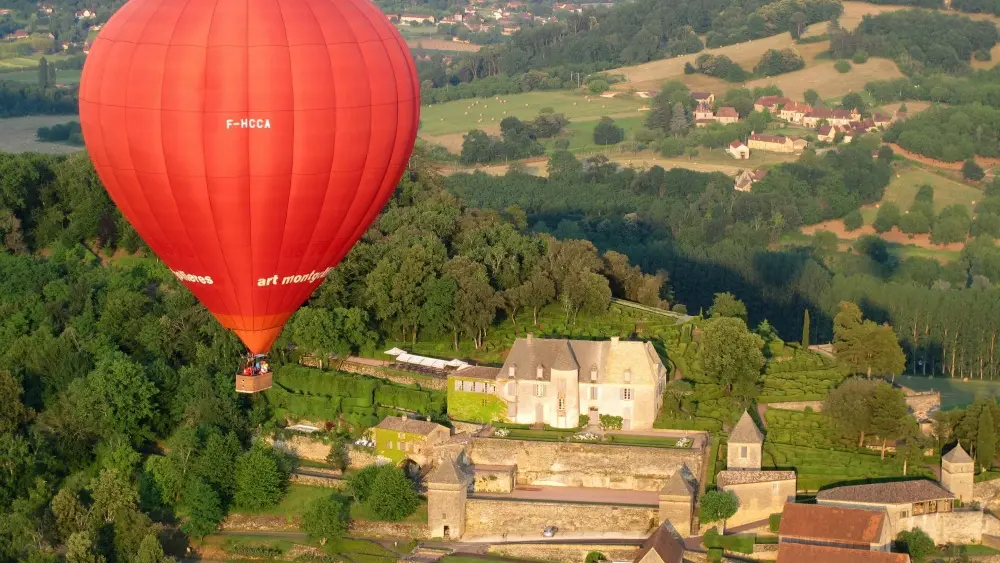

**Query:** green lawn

left=442, top=556, right=556, bottom=563
left=604, top=434, right=683, bottom=448
left=241, top=484, right=332, bottom=519
left=548, top=116, right=646, bottom=152
left=0, top=68, right=82, bottom=84
left=896, top=374, right=1000, bottom=409
left=872, top=167, right=982, bottom=218
left=203, top=533, right=397, bottom=563
left=419, top=91, right=645, bottom=136
left=350, top=498, right=428, bottom=524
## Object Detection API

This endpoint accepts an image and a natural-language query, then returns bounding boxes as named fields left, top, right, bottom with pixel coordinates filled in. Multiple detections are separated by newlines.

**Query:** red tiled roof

left=777, top=543, right=909, bottom=563
left=716, top=106, right=739, bottom=118
left=779, top=503, right=886, bottom=544
left=730, top=140, right=746, bottom=148
left=750, top=133, right=787, bottom=144
left=752, top=169, right=768, bottom=180
left=818, top=125, right=833, bottom=135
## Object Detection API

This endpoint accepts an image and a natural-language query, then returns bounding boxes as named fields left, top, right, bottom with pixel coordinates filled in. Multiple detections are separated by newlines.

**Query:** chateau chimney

left=526, top=333, right=533, bottom=344
left=611, top=336, right=620, bottom=348
left=401, top=414, right=408, bottom=421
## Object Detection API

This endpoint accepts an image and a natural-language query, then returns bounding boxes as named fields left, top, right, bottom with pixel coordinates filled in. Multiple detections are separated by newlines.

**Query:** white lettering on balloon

left=171, top=269, right=214, bottom=285
left=256, top=267, right=334, bottom=287
left=225, top=118, right=272, bottom=130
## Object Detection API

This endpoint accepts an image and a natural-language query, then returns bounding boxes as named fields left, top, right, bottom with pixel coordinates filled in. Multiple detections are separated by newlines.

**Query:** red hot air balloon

left=79, top=0, right=420, bottom=391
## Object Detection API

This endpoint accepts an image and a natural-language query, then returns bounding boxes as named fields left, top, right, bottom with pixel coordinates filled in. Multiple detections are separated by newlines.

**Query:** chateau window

left=901, top=510, right=909, bottom=518
left=386, top=441, right=393, bottom=449
left=741, top=446, right=748, bottom=458
left=622, top=388, right=633, bottom=401
left=590, top=367, right=598, bottom=382
left=506, top=382, right=515, bottom=396
left=508, top=365, right=516, bottom=378
left=772, top=482, right=779, bottom=496
left=455, top=380, right=464, bottom=391
left=624, top=369, right=631, bottom=384
left=558, top=397, right=566, bottom=411
left=536, top=365, right=544, bottom=379
left=535, top=384, right=545, bottom=397
left=398, top=432, right=404, bottom=440
left=590, top=387, right=598, bottom=400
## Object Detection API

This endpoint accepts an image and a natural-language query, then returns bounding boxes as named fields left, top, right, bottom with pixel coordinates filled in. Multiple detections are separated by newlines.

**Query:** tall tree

left=709, top=292, right=747, bottom=321
left=37, top=57, right=49, bottom=89
left=701, top=317, right=765, bottom=403
left=978, top=407, right=997, bottom=472
left=801, top=309, right=810, bottom=347
left=824, top=377, right=879, bottom=447
left=669, top=102, right=689, bottom=136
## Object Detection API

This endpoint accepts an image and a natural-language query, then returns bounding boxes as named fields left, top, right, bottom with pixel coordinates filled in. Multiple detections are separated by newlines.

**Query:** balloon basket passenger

left=236, top=353, right=272, bottom=393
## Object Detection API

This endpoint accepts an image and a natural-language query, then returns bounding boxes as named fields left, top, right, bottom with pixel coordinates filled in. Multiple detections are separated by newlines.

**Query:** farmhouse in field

left=817, top=125, right=837, bottom=143
left=748, top=133, right=807, bottom=154
left=727, top=140, right=750, bottom=160
left=716, top=411, right=797, bottom=526
left=715, top=106, right=739, bottom=124
left=803, top=108, right=860, bottom=127
left=778, top=102, right=812, bottom=124
left=754, top=95, right=793, bottom=112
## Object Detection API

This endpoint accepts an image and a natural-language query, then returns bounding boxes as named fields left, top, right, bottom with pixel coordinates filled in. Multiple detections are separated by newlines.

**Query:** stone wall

left=974, top=480, right=1000, bottom=511
left=723, top=479, right=796, bottom=527
left=901, top=509, right=987, bottom=545
left=488, top=543, right=640, bottom=563
left=467, top=438, right=703, bottom=491
left=289, top=474, right=345, bottom=488
left=453, top=421, right=485, bottom=436
left=348, top=519, right=430, bottom=540
left=903, top=391, right=940, bottom=418
left=339, top=361, right=447, bottom=391
left=464, top=498, right=658, bottom=537
left=267, top=434, right=378, bottom=468
left=764, top=401, right=823, bottom=412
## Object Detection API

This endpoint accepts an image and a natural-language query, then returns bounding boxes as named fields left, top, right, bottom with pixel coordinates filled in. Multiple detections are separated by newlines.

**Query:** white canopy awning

left=383, top=347, right=406, bottom=356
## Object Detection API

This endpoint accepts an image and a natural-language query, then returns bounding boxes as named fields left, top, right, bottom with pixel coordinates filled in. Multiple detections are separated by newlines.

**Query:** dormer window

left=624, top=369, right=632, bottom=384
left=509, top=364, right=516, bottom=378
left=536, top=365, right=544, bottom=379
left=590, top=366, right=597, bottom=382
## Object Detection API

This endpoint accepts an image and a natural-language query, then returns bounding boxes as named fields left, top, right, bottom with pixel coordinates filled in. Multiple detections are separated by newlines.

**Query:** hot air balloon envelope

left=79, top=0, right=420, bottom=356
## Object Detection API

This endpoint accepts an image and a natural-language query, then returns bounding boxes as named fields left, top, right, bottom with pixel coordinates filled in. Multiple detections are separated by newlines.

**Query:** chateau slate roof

left=633, top=524, right=684, bottom=563
left=729, top=410, right=764, bottom=444
left=777, top=543, right=909, bottom=563
left=943, top=443, right=973, bottom=464
left=815, top=479, right=955, bottom=505
left=780, top=503, right=886, bottom=544
left=374, top=415, right=446, bottom=436
left=427, top=458, right=463, bottom=485
left=453, top=366, right=502, bottom=380
left=500, top=337, right=662, bottom=385
left=660, top=470, right=695, bottom=496
left=717, top=470, right=796, bottom=487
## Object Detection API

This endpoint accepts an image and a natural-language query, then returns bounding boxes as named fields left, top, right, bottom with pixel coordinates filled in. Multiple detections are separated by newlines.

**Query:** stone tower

left=941, top=443, right=974, bottom=504
left=427, top=458, right=469, bottom=540
left=727, top=410, right=764, bottom=470
left=658, top=466, right=696, bottom=537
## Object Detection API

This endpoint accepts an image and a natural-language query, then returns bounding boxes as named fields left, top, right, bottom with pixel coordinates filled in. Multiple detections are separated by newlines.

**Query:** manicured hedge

left=268, top=365, right=446, bottom=427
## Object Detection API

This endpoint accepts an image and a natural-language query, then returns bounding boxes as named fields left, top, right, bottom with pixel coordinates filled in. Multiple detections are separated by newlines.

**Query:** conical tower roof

left=943, top=443, right=973, bottom=464
left=729, top=410, right=764, bottom=444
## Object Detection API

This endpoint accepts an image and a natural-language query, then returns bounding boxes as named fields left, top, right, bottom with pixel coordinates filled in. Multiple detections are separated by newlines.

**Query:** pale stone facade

left=727, top=411, right=764, bottom=470
left=464, top=499, right=659, bottom=537
left=658, top=468, right=696, bottom=537
left=496, top=335, right=667, bottom=430
left=722, top=411, right=797, bottom=526
left=427, top=459, right=470, bottom=540
left=727, top=141, right=749, bottom=160
left=941, top=444, right=974, bottom=503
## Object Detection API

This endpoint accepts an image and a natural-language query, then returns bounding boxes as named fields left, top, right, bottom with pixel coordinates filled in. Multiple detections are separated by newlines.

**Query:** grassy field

left=242, top=484, right=332, bottom=519
left=874, top=167, right=981, bottom=215
left=549, top=115, right=646, bottom=152
left=896, top=374, right=1000, bottom=409
left=201, top=533, right=398, bottom=563
left=0, top=115, right=83, bottom=154
left=419, top=91, right=645, bottom=136
left=0, top=68, right=82, bottom=84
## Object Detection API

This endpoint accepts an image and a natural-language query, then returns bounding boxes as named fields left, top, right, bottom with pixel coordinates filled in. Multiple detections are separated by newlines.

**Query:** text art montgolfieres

left=79, top=0, right=420, bottom=355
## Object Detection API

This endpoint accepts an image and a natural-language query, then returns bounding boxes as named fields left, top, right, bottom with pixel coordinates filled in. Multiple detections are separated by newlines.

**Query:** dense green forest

left=0, top=82, right=78, bottom=118
left=883, top=103, right=1000, bottom=161
left=446, top=150, right=1000, bottom=379
left=829, top=10, right=998, bottom=73
left=866, top=69, right=1000, bottom=108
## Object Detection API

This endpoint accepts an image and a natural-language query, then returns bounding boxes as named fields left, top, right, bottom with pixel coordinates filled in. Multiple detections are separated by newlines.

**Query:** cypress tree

left=978, top=408, right=996, bottom=473
left=802, top=309, right=810, bottom=347
left=37, top=57, right=49, bottom=89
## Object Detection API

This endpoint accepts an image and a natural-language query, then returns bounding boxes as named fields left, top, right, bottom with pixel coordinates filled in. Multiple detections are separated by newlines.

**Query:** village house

left=453, top=335, right=668, bottom=430
left=727, top=140, right=749, bottom=160
left=717, top=411, right=797, bottom=526
left=777, top=543, right=910, bottom=563
left=694, top=118, right=716, bottom=128
left=816, top=125, right=836, bottom=143
left=691, top=91, right=715, bottom=106
left=754, top=95, right=792, bottom=112
left=841, top=126, right=856, bottom=144
left=748, top=133, right=807, bottom=154
left=693, top=105, right=714, bottom=121
left=873, top=113, right=892, bottom=128
left=372, top=414, right=450, bottom=465
left=779, top=502, right=895, bottom=551
left=803, top=108, right=859, bottom=128
left=39, top=5, right=54, bottom=14
left=715, top=106, right=739, bottom=124
left=7, top=29, right=29, bottom=40
left=0, top=8, right=11, bottom=16
left=734, top=169, right=767, bottom=192
left=399, top=13, right=435, bottom=24
left=778, top=102, right=812, bottom=124
left=75, top=9, right=96, bottom=19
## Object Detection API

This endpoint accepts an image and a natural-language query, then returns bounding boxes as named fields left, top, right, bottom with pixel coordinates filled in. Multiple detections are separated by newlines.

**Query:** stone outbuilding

left=727, top=410, right=763, bottom=470
left=633, top=523, right=685, bottom=563
left=777, top=543, right=909, bottom=563
left=658, top=466, right=696, bottom=537
left=426, top=457, right=472, bottom=540
left=718, top=411, right=797, bottom=526
left=372, top=415, right=450, bottom=466
left=941, top=443, right=974, bottom=503
left=779, top=502, right=894, bottom=551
